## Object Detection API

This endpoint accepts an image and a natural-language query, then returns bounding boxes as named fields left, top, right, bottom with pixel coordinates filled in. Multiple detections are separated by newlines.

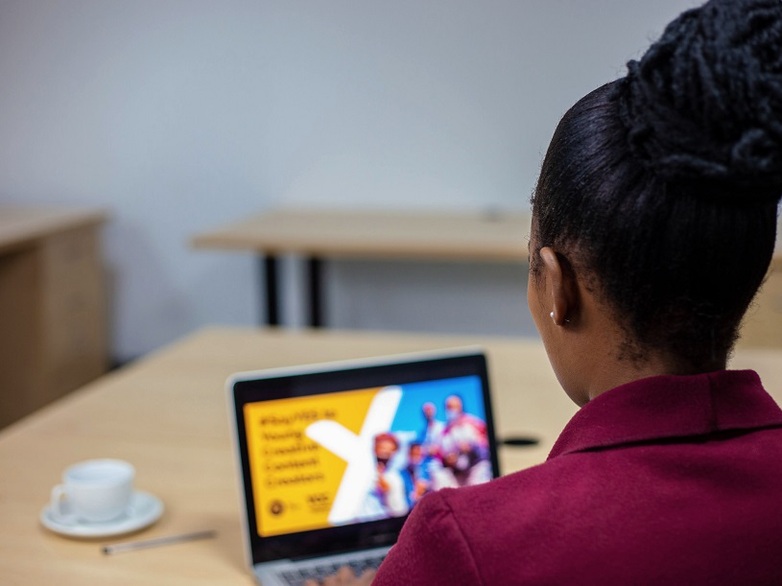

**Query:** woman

left=313, top=0, right=782, bottom=583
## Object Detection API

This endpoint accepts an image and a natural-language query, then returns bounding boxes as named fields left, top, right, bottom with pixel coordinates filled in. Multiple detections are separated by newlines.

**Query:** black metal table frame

left=261, top=255, right=324, bottom=327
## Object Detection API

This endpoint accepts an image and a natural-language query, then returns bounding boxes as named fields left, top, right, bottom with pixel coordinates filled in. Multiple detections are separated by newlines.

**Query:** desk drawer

left=41, top=226, right=101, bottom=285
left=39, top=227, right=108, bottom=395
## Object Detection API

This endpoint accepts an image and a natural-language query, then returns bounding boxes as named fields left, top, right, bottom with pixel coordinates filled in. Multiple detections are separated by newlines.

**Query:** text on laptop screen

left=243, top=375, right=491, bottom=537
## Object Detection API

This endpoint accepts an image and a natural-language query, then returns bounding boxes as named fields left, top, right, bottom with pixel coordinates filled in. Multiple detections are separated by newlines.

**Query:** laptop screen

left=228, top=349, right=499, bottom=564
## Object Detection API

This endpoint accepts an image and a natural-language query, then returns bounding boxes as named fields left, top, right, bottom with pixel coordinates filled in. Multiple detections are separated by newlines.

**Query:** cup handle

left=50, top=484, right=77, bottom=525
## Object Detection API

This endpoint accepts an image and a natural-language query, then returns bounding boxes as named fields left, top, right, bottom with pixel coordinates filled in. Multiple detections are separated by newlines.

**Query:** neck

left=561, top=292, right=728, bottom=405
left=584, top=346, right=727, bottom=403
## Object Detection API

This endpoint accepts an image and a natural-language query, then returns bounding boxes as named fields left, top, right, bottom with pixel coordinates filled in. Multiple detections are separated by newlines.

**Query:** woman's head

left=530, top=0, right=782, bottom=374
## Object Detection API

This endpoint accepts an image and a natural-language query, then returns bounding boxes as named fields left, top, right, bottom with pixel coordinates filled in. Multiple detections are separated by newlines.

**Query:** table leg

left=262, top=255, right=280, bottom=326
left=308, top=256, right=324, bottom=328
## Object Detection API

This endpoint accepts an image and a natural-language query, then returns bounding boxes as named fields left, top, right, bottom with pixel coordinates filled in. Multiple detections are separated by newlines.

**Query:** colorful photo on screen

left=243, top=375, right=489, bottom=537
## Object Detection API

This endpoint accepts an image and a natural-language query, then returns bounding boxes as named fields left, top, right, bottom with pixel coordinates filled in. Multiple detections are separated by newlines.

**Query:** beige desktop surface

left=2, top=327, right=782, bottom=584
left=0, top=206, right=107, bottom=254
left=192, top=208, right=531, bottom=262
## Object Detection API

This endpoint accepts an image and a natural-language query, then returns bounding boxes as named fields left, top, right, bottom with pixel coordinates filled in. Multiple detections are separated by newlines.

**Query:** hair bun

left=616, top=0, right=782, bottom=203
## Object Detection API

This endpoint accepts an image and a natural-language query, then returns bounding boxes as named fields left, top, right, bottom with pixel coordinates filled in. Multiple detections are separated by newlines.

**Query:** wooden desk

left=2, top=326, right=782, bottom=585
left=191, top=208, right=782, bottom=347
left=0, top=206, right=109, bottom=429
left=191, top=208, right=531, bottom=327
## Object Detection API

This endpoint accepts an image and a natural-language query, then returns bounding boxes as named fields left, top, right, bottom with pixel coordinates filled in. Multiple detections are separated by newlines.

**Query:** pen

left=102, top=529, right=218, bottom=555
left=497, top=435, right=540, bottom=446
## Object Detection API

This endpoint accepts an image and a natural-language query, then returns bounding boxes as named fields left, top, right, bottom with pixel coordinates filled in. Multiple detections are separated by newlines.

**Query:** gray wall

left=0, top=0, right=697, bottom=361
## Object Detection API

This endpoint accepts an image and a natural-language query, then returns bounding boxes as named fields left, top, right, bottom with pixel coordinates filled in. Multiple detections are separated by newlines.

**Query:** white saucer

left=40, top=490, right=164, bottom=539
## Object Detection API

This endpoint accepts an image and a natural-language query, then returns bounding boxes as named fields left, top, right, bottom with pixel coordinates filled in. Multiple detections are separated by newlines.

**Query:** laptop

left=226, top=347, right=500, bottom=586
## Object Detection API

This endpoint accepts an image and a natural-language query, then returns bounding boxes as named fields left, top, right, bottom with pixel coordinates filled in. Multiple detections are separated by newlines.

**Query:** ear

left=539, top=247, right=579, bottom=327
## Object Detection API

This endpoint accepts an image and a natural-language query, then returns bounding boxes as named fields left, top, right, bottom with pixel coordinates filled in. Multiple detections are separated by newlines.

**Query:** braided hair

left=531, top=0, right=782, bottom=370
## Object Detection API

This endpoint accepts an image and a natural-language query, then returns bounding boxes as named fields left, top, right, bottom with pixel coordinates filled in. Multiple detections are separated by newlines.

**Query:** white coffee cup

left=50, top=459, right=135, bottom=524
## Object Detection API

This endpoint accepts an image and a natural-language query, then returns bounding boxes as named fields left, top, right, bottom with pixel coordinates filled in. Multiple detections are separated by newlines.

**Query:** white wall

left=0, top=0, right=698, bottom=361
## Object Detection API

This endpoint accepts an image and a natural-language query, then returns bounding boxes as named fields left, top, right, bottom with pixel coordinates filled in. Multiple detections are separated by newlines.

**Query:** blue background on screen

left=388, top=375, right=485, bottom=439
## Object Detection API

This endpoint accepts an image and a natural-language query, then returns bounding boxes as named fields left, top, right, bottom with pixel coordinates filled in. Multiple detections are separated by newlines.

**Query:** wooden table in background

left=191, top=208, right=531, bottom=328
left=0, top=206, right=109, bottom=429
left=2, top=326, right=782, bottom=585
left=191, top=208, right=782, bottom=347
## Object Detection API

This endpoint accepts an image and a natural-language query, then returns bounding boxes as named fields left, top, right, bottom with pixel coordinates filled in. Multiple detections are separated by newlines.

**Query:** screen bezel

left=228, top=349, right=499, bottom=564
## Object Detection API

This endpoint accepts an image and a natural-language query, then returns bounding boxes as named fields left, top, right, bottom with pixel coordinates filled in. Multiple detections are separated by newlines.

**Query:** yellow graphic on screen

left=244, top=386, right=392, bottom=537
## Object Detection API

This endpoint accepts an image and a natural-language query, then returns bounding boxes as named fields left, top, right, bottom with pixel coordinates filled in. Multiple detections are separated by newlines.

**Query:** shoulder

left=374, top=463, right=582, bottom=585
left=373, top=490, right=484, bottom=585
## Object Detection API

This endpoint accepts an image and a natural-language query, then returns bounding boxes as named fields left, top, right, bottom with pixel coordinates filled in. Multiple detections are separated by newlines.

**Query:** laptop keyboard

left=277, top=554, right=386, bottom=586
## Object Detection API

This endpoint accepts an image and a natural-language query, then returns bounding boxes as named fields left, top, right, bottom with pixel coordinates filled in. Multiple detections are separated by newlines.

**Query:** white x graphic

left=305, top=386, right=402, bottom=524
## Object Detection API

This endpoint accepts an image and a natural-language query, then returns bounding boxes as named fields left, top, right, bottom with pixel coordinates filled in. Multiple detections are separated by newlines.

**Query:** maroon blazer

left=373, top=370, right=782, bottom=585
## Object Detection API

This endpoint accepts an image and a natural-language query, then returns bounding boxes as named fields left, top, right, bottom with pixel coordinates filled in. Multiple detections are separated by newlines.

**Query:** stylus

left=102, top=529, right=218, bottom=555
